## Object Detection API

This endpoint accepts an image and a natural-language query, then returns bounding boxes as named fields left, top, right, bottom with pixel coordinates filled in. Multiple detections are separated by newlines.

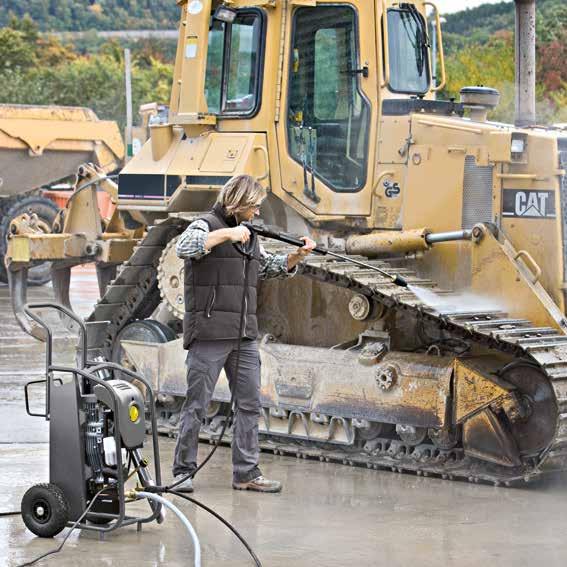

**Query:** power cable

left=16, top=486, right=112, bottom=567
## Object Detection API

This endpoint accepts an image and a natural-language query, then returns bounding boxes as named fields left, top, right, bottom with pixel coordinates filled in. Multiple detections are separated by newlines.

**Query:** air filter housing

left=460, top=86, right=500, bottom=122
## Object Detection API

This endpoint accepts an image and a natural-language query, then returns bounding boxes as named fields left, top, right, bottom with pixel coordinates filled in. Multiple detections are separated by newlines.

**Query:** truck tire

left=21, top=483, right=70, bottom=538
left=0, top=195, right=60, bottom=286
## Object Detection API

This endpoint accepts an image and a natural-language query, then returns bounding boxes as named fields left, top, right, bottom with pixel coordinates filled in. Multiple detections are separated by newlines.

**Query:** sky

left=435, top=0, right=509, bottom=15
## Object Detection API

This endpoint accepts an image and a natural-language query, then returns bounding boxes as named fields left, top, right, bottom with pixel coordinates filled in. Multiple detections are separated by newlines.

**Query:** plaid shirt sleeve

left=176, top=219, right=211, bottom=260
left=258, top=243, right=297, bottom=280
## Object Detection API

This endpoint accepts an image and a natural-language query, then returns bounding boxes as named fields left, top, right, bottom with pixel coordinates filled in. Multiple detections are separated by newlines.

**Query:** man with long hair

left=172, top=174, right=316, bottom=493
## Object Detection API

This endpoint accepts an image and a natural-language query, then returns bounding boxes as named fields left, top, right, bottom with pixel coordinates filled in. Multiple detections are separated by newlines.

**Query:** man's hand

left=205, top=226, right=250, bottom=251
left=228, top=226, right=251, bottom=244
left=296, top=236, right=316, bottom=257
left=287, top=236, right=316, bottom=270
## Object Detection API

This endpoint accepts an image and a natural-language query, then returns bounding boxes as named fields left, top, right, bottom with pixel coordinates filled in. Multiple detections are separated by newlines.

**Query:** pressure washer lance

left=242, top=223, right=409, bottom=288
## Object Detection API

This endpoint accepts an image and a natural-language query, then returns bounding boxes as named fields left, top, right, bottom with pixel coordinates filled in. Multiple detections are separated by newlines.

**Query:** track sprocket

left=157, top=235, right=185, bottom=319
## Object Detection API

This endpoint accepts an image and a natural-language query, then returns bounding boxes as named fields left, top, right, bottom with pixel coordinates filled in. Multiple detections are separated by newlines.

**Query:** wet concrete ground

left=2, top=267, right=567, bottom=566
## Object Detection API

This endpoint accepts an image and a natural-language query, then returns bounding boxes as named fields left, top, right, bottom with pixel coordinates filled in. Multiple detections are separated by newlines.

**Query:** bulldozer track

left=86, top=217, right=567, bottom=485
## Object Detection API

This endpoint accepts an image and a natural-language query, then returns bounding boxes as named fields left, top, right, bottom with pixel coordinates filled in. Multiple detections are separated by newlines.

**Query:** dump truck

left=6, top=0, right=567, bottom=486
left=0, top=104, right=124, bottom=284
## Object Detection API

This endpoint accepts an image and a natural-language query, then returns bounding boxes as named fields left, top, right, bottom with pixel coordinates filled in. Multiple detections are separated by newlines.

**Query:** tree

left=8, top=13, right=39, bottom=42
left=442, top=27, right=566, bottom=124
left=0, top=29, right=37, bottom=70
left=0, top=0, right=180, bottom=31
left=443, top=34, right=516, bottom=122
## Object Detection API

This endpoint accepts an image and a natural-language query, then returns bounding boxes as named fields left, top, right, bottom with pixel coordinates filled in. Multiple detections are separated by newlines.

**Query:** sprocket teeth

left=156, top=235, right=184, bottom=320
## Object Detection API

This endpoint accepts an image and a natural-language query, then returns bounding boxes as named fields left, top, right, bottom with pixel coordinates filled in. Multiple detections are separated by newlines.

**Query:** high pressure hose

left=136, top=492, right=201, bottom=567
left=9, top=217, right=417, bottom=567
left=17, top=221, right=378, bottom=566
left=169, top=490, right=262, bottom=567
left=165, top=220, right=407, bottom=497
left=242, top=222, right=409, bottom=288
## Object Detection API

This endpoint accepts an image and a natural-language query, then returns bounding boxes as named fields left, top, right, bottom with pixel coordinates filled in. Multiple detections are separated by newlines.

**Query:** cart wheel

left=21, top=483, right=69, bottom=537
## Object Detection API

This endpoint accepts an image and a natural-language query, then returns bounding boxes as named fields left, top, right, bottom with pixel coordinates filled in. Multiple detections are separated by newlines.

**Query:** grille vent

left=461, top=155, right=494, bottom=229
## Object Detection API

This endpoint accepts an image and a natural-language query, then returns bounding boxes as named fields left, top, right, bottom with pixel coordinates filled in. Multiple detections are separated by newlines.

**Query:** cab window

left=204, top=10, right=264, bottom=116
left=287, top=6, right=370, bottom=192
left=386, top=7, right=430, bottom=94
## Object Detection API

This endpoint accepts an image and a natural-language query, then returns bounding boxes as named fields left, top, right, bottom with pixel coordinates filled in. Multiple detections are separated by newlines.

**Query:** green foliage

left=0, top=28, right=37, bottom=70
left=0, top=2, right=564, bottom=128
left=536, top=2, right=567, bottom=43
left=442, top=1, right=515, bottom=42
left=440, top=0, right=566, bottom=124
left=442, top=30, right=566, bottom=124
left=443, top=34, right=516, bottom=122
left=1, top=1, right=179, bottom=32
left=442, top=0, right=564, bottom=51
left=8, top=13, right=39, bottom=42
left=0, top=54, right=173, bottom=130
left=0, top=16, right=173, bottom=130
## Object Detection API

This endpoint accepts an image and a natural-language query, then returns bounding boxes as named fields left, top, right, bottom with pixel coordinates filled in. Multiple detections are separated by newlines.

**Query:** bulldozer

left=0, top=104, right=124, bottom=284
left=6, top=0, right=567, bottom=486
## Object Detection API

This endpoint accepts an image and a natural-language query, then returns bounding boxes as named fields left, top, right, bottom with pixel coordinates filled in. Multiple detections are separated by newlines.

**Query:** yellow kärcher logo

left=129, top=404, right=140, bottom=423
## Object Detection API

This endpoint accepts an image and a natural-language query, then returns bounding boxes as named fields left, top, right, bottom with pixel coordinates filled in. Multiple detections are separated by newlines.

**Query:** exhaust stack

left=514, top=0, right=536, bottom=127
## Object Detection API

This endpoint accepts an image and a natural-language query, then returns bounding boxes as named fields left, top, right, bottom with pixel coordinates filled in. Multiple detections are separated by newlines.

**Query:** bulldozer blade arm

left=8, top=267, right=47, bottom=342
left=51, top=266, right=80, bottom=334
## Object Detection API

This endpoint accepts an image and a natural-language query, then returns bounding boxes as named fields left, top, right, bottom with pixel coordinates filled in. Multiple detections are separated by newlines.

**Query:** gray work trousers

left=172, top=338, right=262, bottom=483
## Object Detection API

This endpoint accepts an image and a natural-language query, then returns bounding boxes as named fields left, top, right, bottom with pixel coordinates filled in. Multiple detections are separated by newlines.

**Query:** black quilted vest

left=183, top=204, right=261, bottom=348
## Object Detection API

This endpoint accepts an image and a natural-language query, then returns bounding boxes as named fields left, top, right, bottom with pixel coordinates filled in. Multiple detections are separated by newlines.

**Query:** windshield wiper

left=400, top=3, right=430, bottom=76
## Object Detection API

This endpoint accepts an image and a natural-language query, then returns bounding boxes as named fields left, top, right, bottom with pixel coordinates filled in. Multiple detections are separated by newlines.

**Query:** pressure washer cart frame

left=21, top=302, right=163, bottom=538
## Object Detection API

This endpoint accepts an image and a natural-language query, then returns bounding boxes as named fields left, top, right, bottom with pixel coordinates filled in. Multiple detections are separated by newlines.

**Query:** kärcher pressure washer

left=20, top=303, right=164, bottom=538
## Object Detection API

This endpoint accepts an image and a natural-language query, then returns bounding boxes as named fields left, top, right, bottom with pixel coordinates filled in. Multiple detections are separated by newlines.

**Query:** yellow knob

left=129, top=404, right=140, bottom=423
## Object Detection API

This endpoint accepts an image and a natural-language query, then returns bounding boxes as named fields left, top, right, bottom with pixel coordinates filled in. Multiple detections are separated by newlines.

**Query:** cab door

left=276, top=2, right=377, bottom=218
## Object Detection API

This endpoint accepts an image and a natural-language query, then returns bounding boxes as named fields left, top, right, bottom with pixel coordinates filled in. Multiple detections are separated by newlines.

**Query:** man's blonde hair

left=216, top=175, right=266, bottom=215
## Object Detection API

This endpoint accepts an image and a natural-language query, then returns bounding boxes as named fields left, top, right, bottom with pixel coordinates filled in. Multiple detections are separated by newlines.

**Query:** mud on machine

left=20, top=302, right=164, bottom=538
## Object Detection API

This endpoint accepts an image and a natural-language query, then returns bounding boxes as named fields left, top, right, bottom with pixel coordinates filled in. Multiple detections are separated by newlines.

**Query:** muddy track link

left=87, top=218, right=567, bottom=485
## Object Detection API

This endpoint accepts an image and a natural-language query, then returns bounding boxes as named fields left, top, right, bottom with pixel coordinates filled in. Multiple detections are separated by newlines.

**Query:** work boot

left=173, top=474, right=194, bottom=493
left=233, top=475, right=282, bottom=493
